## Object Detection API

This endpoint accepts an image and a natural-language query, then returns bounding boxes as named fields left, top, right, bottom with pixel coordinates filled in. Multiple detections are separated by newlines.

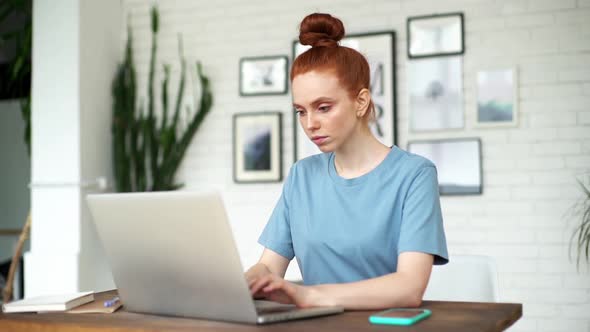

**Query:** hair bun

left=299, top=13, right=345, bottom=48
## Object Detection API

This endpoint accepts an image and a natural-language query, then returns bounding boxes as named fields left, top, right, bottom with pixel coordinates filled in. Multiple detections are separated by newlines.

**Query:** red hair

left=291, top=13, right=374, bottom=119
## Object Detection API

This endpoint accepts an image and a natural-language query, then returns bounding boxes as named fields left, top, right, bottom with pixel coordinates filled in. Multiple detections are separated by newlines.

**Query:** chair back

left=423, top=255, right=499, bottom=302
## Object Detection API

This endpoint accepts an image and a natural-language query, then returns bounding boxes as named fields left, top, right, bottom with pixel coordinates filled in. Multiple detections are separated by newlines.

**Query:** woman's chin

left=316, top=143, right=336, bottom=153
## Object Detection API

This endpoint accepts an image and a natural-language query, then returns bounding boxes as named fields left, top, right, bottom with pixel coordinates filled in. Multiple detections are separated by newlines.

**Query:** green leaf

left=10, top=56, right=23, bottom=80
left=571, top=178, right=590, bottom=269
left=150, top=5, right=159, bottom=33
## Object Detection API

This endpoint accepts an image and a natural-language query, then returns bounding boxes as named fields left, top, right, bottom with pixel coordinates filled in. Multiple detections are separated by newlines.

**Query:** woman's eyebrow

left=293, top=97, right=336, bottom=109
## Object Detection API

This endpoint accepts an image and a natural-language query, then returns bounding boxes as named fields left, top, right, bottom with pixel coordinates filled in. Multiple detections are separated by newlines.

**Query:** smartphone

left=369, top=308, right=431, bottom=326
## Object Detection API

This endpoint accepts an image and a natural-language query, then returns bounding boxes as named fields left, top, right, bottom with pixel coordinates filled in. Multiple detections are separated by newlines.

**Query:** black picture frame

left=407, top=138, right=483, bottom=195
left=291, top=31, right=397, bottom=162
left=239, top=55, right=288, bottom=96
left=233, top=112, right=283, bottom=183
left=407, top=12, right=465, bottom=59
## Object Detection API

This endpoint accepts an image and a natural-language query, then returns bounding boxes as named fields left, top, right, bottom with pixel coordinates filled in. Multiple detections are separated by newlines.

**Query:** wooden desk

left=0, top=300, right=521, bottom=331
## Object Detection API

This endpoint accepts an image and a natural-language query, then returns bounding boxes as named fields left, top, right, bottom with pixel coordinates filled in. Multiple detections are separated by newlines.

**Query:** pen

left=103, top=296, right=120, bottom=308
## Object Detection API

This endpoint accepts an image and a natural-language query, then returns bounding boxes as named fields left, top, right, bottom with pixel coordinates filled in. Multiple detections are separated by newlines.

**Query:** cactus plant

left=111, top=6, right=213, bottom=192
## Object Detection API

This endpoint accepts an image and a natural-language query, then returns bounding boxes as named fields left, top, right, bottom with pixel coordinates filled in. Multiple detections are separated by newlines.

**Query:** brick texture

left=122, top=1, right=590, bottom=331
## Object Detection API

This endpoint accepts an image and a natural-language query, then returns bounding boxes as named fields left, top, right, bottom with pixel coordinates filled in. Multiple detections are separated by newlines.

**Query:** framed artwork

left=407, top=138, right=482, bottom=195
left=239, top=56, right=288, bottom=96
left=409, top=56, right=464, bottom=131
left=476, top=67, right=518, bottom=127
left=233, top=112, right=283, bottom=183
left=292, top=31, right=397, bottom=161
left=407, top=12, right=464, bottom=59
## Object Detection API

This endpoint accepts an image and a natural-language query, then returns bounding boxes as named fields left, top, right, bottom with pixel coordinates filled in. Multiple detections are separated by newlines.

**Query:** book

left=67, top=290, right=122, bottom=314
left=2, top=291, right=94, bottom=313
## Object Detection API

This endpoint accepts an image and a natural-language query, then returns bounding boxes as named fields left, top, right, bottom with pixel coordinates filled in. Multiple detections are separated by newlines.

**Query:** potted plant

left=0, top=0, right=31, bottom=303
left=571, top=177, right=590, bottom=268
left=112, top=5, right=213, bottom=192
left=0, top=0, right=31, bottom=153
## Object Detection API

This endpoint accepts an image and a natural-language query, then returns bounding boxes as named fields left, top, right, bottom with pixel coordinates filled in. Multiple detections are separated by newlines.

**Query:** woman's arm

left=249, top=252, right=433, bottom=309
left=312, top=252, right=433, bottom=309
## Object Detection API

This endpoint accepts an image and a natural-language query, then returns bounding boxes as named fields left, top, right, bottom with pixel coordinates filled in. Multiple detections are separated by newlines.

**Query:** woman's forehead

left=292, top=71, right=345, bottom=101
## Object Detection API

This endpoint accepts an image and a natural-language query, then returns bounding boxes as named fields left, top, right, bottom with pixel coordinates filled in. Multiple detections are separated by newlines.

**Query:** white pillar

left=25, top=0, right=120, bottom=297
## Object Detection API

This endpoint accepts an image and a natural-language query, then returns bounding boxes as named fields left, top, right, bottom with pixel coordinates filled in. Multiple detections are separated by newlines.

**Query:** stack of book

left=2, top=292, right=95, bottom=313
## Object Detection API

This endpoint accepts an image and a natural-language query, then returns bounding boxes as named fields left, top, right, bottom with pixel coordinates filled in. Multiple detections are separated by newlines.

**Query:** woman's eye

left=318, top=105, right=331, bottom=112
left=295, top=108, right=305, bottom=116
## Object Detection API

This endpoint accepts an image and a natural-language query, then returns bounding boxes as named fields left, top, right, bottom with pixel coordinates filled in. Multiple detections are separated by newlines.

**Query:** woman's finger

left=249, top=275, right=273, bottom=295
left=247, top=278, right=257, bottom=288
left=262, top=278, right=283, bottom=292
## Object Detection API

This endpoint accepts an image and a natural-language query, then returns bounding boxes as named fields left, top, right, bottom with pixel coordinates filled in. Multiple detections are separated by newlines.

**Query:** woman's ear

left=355, top=88, right=371, bottom=118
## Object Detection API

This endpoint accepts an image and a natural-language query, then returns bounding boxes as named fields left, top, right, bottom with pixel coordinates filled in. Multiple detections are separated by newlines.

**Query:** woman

left=245, top=13, right=448, bottom=310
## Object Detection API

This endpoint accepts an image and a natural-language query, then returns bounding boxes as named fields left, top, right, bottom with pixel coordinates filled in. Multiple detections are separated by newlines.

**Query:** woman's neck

left=333, top=128, right=390, bottom=179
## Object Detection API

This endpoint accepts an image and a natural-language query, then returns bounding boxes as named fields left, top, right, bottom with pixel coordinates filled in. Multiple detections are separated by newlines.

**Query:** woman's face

left=292, top=70, right=360, bottom=153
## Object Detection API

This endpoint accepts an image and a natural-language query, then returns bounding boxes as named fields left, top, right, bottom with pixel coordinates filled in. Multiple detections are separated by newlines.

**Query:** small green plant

left=111, top=6, right=213, bottom=192
left=570, top=178, right=590, bottom=268
left=0, top=0, right=31, bottom=156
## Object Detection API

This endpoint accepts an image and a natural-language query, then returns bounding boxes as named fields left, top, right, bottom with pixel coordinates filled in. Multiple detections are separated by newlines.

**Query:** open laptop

left=86, top=191, right=343, bottom=324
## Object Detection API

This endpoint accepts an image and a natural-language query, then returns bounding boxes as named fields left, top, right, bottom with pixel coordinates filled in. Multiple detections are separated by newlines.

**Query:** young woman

left=245, top=13, right=448, bottom=310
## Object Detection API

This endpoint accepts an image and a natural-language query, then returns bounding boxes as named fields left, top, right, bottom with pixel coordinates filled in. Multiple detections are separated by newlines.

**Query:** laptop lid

left=87, top=191, right=259, bottom=323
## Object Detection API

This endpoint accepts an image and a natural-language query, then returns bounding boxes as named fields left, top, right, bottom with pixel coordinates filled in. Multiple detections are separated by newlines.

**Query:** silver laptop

left=86, top=191, right=343, bottom=324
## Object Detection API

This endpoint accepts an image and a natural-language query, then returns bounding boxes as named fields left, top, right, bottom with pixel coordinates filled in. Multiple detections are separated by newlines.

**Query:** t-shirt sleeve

left=398, top=165, right=449, bottom=265
left=257, top=165, right=296, bottom=260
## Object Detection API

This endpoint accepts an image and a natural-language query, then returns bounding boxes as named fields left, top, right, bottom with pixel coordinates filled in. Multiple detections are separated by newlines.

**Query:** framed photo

left=407, top=138, right=482, bottom=195
left=292, top=31, right=397, bottom=161
left=239, top=56, right=288, bottom=96
left=233, top=112, right=283, bottom=183
left=409, top=56, right=464, bottom=131
left=476, top=67, right=518, bottom=127
left=407, top=12, right=464, bottom=59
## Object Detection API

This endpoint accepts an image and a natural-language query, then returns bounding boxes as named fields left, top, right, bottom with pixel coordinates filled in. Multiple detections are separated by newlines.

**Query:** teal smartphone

left=369, top=308, right=431, bottom=326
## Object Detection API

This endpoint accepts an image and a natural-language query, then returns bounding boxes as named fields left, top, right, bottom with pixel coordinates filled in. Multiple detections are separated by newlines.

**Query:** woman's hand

left=248, top=274, right=320, bottom=308
left=244, top=263, right=272, bottom=286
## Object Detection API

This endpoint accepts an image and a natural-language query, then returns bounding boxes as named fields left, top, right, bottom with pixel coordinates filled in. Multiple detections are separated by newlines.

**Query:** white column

left=25, top=0, right=120, bottom=297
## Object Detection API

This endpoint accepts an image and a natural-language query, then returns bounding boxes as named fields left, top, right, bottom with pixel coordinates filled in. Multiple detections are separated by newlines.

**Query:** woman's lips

left=312, top=136, right=328, bottom=145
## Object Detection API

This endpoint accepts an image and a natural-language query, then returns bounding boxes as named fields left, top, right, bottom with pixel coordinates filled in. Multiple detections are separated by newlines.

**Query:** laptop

left=86, top=191, right=343, bottom=324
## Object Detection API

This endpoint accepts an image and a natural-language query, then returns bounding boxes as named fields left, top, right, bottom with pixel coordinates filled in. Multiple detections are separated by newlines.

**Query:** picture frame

left=233, top=112, right=283, bottom=183
left=409, top=56, right=464, bottom=132
left=407, top=138, right=482, bottom=195
left=475, top=67, right=518, bottom=128
left=239, top=56, right=288, bottom=96
left=407, top=12, right=464, bottom=59
left=292, top=31, right=397, bottom=161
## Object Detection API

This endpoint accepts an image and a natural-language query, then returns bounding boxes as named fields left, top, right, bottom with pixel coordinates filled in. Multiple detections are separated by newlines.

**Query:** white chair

left=423, top=255, right=500, bottom=302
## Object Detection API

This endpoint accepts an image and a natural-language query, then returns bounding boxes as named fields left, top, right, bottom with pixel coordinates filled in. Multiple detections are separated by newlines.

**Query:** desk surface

left=0, top=300, right=522, bottom=332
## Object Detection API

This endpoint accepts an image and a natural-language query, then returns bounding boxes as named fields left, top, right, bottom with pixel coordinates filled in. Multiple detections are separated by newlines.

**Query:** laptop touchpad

left=254, top=300, right=296, bottom=314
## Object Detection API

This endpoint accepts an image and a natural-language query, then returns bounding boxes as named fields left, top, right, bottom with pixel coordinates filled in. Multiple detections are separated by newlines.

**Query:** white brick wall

left=122, top=1, right=590, bottom=331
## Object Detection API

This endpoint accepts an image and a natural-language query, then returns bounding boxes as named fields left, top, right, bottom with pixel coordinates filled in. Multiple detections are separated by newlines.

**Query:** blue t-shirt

left=258, top=146, right=448, bottom=285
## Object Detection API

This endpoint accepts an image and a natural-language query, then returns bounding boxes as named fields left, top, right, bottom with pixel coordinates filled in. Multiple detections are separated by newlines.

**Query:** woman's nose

left=305, top=113, right=320, bottom=130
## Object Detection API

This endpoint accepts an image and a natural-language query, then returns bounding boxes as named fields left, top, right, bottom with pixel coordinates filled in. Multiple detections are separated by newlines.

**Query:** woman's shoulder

left=292, top=152, right=330, bottom=172
left=393, top=147, right=436, bottom=173
left=287, top=153, right=330, bottom=186
left=383, top=148, right=438, bottom=191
